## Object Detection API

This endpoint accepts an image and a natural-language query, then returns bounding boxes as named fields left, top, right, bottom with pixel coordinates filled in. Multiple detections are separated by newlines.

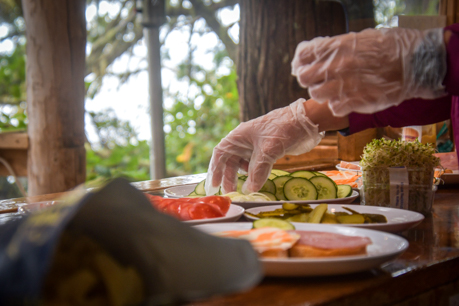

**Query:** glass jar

left=360, top=167, right=435, bottom=215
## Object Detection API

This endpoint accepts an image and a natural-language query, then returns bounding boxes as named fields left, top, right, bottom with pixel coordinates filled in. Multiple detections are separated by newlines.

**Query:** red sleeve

left=444, top=24, right=459, bottom=96
left=347, top=95, right=452, bottom=134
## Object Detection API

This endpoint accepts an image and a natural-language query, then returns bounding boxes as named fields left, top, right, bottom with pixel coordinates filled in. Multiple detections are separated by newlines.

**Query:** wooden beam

left=0, top=132, right=28, bottom=149
left=440, top=0, right=459, bottom=25
left=0, top=149, right=27, bottom=177
left=22, top=0, right=86, bottom=195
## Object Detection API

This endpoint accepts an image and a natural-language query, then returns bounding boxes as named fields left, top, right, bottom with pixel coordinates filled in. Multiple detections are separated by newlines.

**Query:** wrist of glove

left=291, top=27, right=447, bottom=117
left=205, top=98, right=324, bottom=195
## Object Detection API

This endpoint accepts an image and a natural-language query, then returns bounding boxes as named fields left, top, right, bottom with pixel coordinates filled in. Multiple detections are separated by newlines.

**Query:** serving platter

left=185, top=204, right=244, bottom=225
left=194, top=222, right=408, bottom=277
left=163, top=184, right=359, bottom=209
left=244, top=204, right=424, bottom=233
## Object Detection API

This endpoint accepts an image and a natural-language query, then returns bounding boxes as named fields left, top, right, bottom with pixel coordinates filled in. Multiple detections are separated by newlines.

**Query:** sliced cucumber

left=236, top=178, right=246, bottom=193
left=259, top=191, right=278, bottom=201
left=290, top=170, right=316, bottom=179
left=260, top=179, right=276, bottom=195
left=194, top=179, right=206, bottom=195
left=309, top=176, right=337, bottom=200
left=337, top=184, right=353, bottom=198
left=282, top=202, right=299, bottom=211
left=187, top=191, right=199, bottom=197
left=252, top=218, right=295, bottom=230
left=313, top=171, right=327, bottom=177
left=271, top=169, right=291, bottom=176
left=273, top=175, right=291, bottom=201
left=268, top=173, right=277, bottom=180
left=283, top=177, right=318, bottom=201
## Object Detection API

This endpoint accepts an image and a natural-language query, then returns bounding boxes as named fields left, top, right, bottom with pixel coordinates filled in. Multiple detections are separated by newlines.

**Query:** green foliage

left=164, top=67, right=240, bottom=177
left=86, top=109, right=151, bottom=182
left=0, top=43, right=26, bottom=105
left=86, top=141, right=151, bottom=182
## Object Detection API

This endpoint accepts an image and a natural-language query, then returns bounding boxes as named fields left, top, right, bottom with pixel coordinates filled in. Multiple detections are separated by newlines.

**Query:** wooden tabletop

left=1, top=174, right=459, bottom=305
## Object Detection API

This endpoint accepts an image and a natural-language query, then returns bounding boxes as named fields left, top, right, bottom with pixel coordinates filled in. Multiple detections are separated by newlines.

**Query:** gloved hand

left=205, top=98, right=325, bottom=196
left=291, top=27, right=447, bottom=117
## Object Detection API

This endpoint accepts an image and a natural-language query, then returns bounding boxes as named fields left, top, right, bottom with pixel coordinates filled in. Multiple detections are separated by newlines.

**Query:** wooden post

left=22, top=0, right=86, bottom=195
left=440, top=0, right=459, bottom=25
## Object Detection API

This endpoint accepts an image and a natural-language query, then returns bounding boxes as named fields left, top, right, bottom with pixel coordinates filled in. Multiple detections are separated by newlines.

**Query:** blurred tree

left=238, top=1, right=348, bottom=121
left=0, top=0, right=240, bottom=183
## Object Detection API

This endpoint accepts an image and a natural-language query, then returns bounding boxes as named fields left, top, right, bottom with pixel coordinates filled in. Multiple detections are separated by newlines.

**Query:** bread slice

left=289, top=242, right=368, bottom=258
left=260, top=248, right=289, bottom=259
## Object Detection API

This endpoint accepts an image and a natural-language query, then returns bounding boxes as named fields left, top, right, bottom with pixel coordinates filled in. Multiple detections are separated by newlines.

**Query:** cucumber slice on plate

left=312, top=171, right=327, bottom=177
left=194, top=179, right=221, bottom=195
left=271, top=169, right=291, bottom=176
left=273, top=175, right=292, bottom=201
left=268, top=173, right=277, bottom=180
left=259, top=191, right=278, bottom=201
left=236, top=178, right=246, bottom=193
left=337, top=184, right=353, bottom=198
left=290, top=170, right=316, bottom=179
left=309, top=176, right=338, bottom=200
left=252, top=218, right=295, bottom=230
left=194, top=179, right=206, bottom=195
left=283, top=177, right=318, bottom=201
left=260, top=179, right=276, bottom=195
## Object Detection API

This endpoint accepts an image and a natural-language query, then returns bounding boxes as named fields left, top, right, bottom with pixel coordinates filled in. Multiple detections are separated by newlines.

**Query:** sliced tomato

left=144, top=193, right=230, bottom=221
left=188, top=204, right=223, bottom=220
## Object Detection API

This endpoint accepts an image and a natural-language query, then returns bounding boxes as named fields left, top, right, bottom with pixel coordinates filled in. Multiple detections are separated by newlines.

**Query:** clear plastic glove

left=205, top=98, right=325, bottom=196
left=291, top=27, right=447, bottom=117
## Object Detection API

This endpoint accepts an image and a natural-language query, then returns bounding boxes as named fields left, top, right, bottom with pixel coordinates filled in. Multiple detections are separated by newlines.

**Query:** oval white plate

left=164, top=184, right=359, bottom=209
left=194, top=222, right=408, bottom=277
left=185, top=204, right=244, bottom=225
left=335, top=161, right=361, bottom=172
left=440, top=171, right=459, bottom=185
left=244, top=204, right=424, bottom=233
left=18, top=201, right=62, bottom=213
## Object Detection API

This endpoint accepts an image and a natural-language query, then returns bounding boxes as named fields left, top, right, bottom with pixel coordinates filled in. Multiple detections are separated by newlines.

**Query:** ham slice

left=292, top=231, right=371, bottom=250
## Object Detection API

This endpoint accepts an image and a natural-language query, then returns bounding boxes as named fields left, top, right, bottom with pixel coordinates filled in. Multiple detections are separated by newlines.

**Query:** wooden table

left=1, top=174, right=459, bottom=305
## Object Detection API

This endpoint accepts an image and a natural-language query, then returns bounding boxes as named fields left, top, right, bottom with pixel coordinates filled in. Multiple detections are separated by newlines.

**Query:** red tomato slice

left=144, top=194, right=231, bottom=221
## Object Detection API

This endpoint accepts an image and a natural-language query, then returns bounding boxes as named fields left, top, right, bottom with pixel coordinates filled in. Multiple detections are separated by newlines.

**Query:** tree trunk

left=238, top=0, right=348, bottom=121
left=22, top=0, right=86, bottom=195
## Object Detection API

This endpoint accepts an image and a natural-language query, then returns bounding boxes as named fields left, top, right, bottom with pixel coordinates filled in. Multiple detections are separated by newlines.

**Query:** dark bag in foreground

left=0, top=178, right=262, bottom=305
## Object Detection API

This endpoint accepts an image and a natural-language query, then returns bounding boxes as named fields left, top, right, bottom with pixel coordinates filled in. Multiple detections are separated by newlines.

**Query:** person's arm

left=292, top=26, right=447, bottom=117
left=344, top=25, right=459, bottom=135
left=443, top=24, right=459, bottom=96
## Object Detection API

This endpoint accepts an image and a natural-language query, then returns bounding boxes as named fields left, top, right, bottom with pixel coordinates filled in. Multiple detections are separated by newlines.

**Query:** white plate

left=194, top=222, right=408, bottom=277
left=185, top=204, right=244, bottom=225
left=336, top=161, right=361, bottom=172
left=244, top=204, right=424, bottom=233
left=164, top=184, right=359, bottom=209
left=440, top=171, right=459, bottom=185
left=18, top=201, right=62, bottom=213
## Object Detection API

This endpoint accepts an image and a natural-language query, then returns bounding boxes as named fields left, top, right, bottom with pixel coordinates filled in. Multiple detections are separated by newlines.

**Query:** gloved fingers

left=205, top=148, right=229, bottom=195
left=292, top=37, right=339, bottom=72
left=242, top=151, right=275, bottom=194
left=221, top=155, right=244, bottom=194
left=292, top=41, right=317, bottom=74
left=239, top=159, right=249, bottom=174
left=308, top=79, right=342, bottom=102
